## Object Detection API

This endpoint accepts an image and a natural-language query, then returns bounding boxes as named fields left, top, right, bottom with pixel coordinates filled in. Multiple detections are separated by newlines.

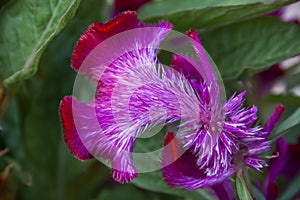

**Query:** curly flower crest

left=59, top=11, right=284, bottom=189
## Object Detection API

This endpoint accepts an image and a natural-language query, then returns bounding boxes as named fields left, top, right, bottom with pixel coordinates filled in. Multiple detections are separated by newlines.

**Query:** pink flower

left=60, top=11, right=283, bottom=189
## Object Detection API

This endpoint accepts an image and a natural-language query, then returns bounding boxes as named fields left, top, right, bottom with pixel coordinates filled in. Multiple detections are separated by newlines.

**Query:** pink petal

left=59, top=96, right=93, bottom=161
left=60, top=96, right=138, bottom=183
left=72, top=11, right=140, bottom=71
left=162, top=133, right=234, bottom=190
left=187, top=29, right=221, bottom=105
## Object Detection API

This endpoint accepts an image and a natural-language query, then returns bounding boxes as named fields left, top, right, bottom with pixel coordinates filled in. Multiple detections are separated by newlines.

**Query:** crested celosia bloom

left=60, top=11, right=283, bottom=189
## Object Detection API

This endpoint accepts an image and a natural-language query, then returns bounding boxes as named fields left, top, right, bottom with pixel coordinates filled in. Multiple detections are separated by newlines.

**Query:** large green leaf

left=1, top=0, right=113, bottom=199
left=133, top=171, right=214, bottom=200
left=259, top=94, right=300, bottom=143
left=269, top=107, right=300, bottom=141
left=138, top=0, right=296, bottom=31
left=0, top=0, right=10, bottom=8
left=0, top=0, right=81, bottom=91
left=132, top=127, right=215, bottom=200
left=281, top=63, right=300, bottom=90
left=235, top=175, right=252, bottom=200
left=252, top=187, right=265, bottom=200
left=96, top=184, right=178, bottom=200
left=279, top=171, right=300, bottom=200
left=96, top=185, right=149, bottom=200
left=200, top=17, right=300, bottom=80
left=16, top=0, right=114, bottom=198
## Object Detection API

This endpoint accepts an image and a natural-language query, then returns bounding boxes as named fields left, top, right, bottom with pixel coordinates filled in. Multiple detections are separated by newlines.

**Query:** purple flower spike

left=264, top=104, right=285, bottom=137
left=263, top=137, right=287, bottom=199
left=60, top=12, right=278, bottom=189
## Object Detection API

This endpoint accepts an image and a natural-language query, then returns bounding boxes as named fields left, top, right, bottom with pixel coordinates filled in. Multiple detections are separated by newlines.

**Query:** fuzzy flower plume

left=59, top=11, right=283, bottom=189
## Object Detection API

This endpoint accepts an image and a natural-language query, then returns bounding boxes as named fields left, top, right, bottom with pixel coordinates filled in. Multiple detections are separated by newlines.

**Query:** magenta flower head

left=59, top=11, right=280, bottom=189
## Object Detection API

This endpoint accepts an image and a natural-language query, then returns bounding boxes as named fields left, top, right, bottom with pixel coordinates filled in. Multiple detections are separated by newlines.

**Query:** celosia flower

left=60, top=11, right=282, bottom=189
left=161, top=56, right=275, bottom=189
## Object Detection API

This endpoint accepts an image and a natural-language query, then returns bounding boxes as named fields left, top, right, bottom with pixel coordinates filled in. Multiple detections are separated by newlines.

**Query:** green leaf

left=96, top=184, right=180, bottom=200
left=259, top=94, right=300, bottom=143
left=133, top=171, right=214, bottom=200
left=0, top=0, right=81, bottom=91
left=279, top=171, right=300, bottom=200
left=260, top=95, right=300, bottom=118
left=1, top=0, right=113, bottom=199
left=269, top=107, right=300, bottom=141
left=252, top=186, right=265, bottom=200
left=282, top=62, right=300, bottom=90
left=132, top=125, right=214, bottom=199
left=138, top=0, right=296, bottom=31
left=235, top=175, right=252, bottom=200
left=132, top=124, right=214, bottom=199
left=16, top=0, right=113, bottom=198
left=285, top=72, right=300, bottom=90
left=0, top=99, right=23, bottom=158
left=3, top=157, right=33, bottom=187
left=200, top=17, right=300, bottom=80
left=96, top=185, right=145, bottom=200
left=0, top=0, right=10, bottom=8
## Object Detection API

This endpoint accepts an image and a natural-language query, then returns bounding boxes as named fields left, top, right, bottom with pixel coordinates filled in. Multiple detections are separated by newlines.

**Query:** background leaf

left=0, top=0, right=10, bottom=8
left=200, top=17, right=300, bottom=80
left=259, top=94, right=300, bottom=144
left=0, top=0, right=81, bottom=91
left=95, top=184, right=179, bottom=200
left=138, top=0, right=296, bottom=31
left=279, top=171, right=300, bottom=200
left=252, top=187, right=265, bottom=200
left=235, top=174, right=252, bottom=200
left=269, top=107, right=300, bottom=141
left=133, top=171, right=214, bottom=200
left=1, top=0, right=112, bottom=199
left=281, top=62, right=300, bottom=91
left=132, top=127, right=215, bottom=200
